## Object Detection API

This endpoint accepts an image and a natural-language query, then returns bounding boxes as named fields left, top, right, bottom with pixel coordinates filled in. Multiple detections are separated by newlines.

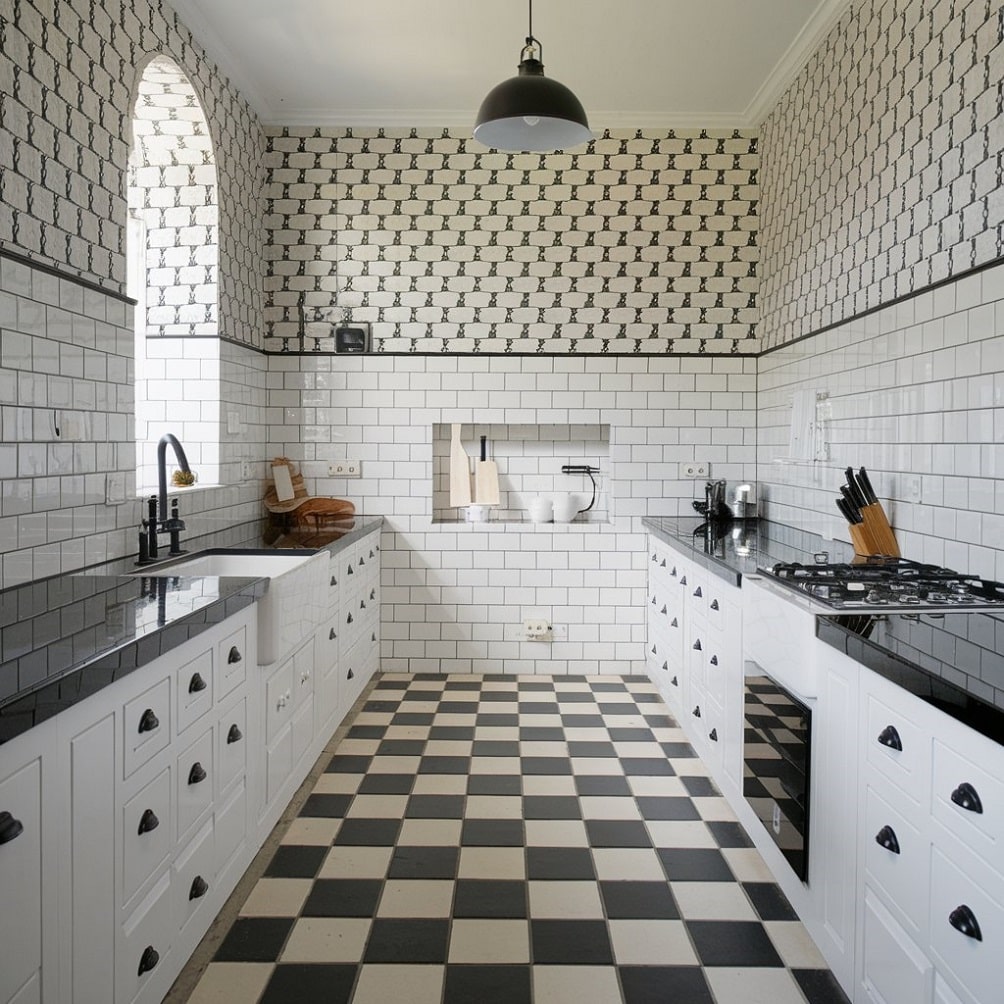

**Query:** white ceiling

left=167, top=0, right=851, bottom=130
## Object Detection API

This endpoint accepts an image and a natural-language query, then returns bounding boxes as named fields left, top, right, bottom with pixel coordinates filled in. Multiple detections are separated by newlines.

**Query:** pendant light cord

left=522, top=0, right=542, bottom=61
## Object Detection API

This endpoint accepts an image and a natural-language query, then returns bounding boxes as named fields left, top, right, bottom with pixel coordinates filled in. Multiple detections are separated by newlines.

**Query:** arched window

left=127, top=55, right=221, bottom=491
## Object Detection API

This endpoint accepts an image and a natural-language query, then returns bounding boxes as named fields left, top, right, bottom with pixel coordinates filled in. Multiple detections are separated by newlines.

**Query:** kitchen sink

left=137, top=548, right=330, bottom=665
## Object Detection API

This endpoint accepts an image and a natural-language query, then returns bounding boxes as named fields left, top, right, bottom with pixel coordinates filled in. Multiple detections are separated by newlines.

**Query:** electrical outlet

left=241, top=461, right=255, bottom=480
left=523, top=618, right=551, bottom=640
left=906, top=476, right=922, bottom=502
left=683, top=462, right=710, bottom=478
left=328, top=459, right=361, bottom=477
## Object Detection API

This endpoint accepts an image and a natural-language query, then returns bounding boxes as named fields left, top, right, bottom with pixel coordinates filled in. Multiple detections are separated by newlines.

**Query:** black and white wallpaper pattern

left=0, top=0, right=265, bottom=346
left=759, top=0, right=1004, bottom=350
left=263, top=129, right=760, bottom=355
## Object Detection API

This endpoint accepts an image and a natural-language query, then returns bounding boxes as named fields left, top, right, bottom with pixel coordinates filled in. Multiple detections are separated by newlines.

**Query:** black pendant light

left=473, top=0, right=591, bottom=153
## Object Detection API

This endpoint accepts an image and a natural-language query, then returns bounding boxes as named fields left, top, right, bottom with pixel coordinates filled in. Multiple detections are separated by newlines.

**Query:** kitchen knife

left=474, top=434, right=500, bottom=505
left=836, top=496, right=862, bottom=524
left=857, top=466, right=900, bottom=557
left=838, top=485, right=862, bottom=521
left=837, top=495, right=872, bottom=556
left=844, top=467, right=870, bottom=511
left=449, top=424, right=472, bottom=507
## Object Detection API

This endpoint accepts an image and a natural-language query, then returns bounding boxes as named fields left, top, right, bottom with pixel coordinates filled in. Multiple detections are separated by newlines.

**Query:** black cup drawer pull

left=692, top=705, right=701, bottom=718
left=138, top=708, right=159, bottom=734
left=137, top=808, right=159, bottom=835
left=679, top=575, right=687, bottom=586
left=188, top=762, right=207, bottom=785
left=227, top=646, right=242, bottom=664
left=227, top=723, right=243, bottom=744
left=950, top=782, right=983, bottom=814
left=329, top=627, right=337, bottom=640
left=877, top=725, right=903, bottom=751
left=188, top=672, right=207, bottom=694
left=0, top=811, right=24, bottom=844
left=710, top=599, right=720, bottom=611
left=189, top=875, right=209, bottom=900
left=875, top=825, right=900, bottom=854
left=693, top=586, right=702, bottom=598
left=670, top=675, right=678, bottom=687
left=137, top=945, right=160, bottom=977
left=709, top=728, right=718, bottom=742
left=692, top=639, right=702, bottom=651
left=330, top=575, right=337, bottom=586
left=948, top=904, right=983, bottom=941
left=346, top=668, right=355, bottom=680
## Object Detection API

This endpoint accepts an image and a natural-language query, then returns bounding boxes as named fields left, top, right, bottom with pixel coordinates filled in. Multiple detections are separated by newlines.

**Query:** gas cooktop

left=761, top=556, right=1004, bottom=610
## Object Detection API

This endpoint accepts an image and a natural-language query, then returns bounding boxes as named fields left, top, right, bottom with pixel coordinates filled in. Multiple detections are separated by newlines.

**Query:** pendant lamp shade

left=473, top=3, right=591, bottom=153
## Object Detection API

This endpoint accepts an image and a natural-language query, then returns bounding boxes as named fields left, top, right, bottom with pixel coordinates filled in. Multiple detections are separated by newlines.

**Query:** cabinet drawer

left=216, top=624, right=247, bottom=699
left=0, top=759, right=41, bottom=1004
left=863, top=783, right=928, bottom=940
left=705, top=584, right=734, bottom=635
left=265, top=656, right=295, bottom=745
left=118, top=871, right=173, bottom=1004
left=177, top=649, right=214, bottom=735
left=215, top=778, right=248, bottom=876
left=863, top=686, right=928, bottom=806
left=861, top=888, right=933, bottom=1004
left=123, top=767, right=172, bottom=904
left=930, top=844, right=1004, bottom=1004
left=316, top=611, right=340, bottom=677
left=124, top=677, right=171, bottom=778
left=932, top=738, right=1004, bottom=872
left=173, top=819, right=214, bottom=937
left=217, top=698, right=247, bottom=796
left=176, top=728, right=213, bottom=845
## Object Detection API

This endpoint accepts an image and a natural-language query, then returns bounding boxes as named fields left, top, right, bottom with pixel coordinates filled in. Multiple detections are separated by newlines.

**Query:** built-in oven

left=742, top=662, right=812, bottom=881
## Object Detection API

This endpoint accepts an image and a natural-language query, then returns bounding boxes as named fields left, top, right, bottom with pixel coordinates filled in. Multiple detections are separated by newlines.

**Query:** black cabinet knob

left=137, top=809, right=159, bottom=835
left=189, top=875, right=209, bottom=900
left=651, top=552, right=657, bottom=562
left=680, top=575, right=687, bottom=586
left=671, top=675, right=678, bottom=687
left=709, top=728, right=718, bottom=741
left=329, top=628, right=337, bottom=640
left=661, top=661, right=668, bottom=672
left=347, top=565, right=354, bottom=575
left=875, top=825, right=901, bottom=854
left=877, top=725, right=902, bottom=751
left=370, top=588, right=376, bottom=600
left=948, top=904, right=983, bottom=941
left=358, top=556, right=365, bottom=566
left=189, top=672, right=207, bottom=694
left=710, top=599, right=720, bottom=611
left=227, top=646, right=242, bottom=664
left=0, top=810, right=24, bottom=844
left=693, top=705, right=701, bottom=718
left=670, top=617, right=678, bottom=628
left=137, top=945, right=160, bottom=976
left=692, top=639, right=702, bottom=651
left=371, top=632, right=377, bottom=643
left=651, top=595, right=657, bottom=605
left=360, top=600, right=366, bottom=610
left=670, top=566, right=677, bottom=577
left=651, top=644, right=658, bottom=655
left=710, top=655, right=718, bottom=666
left=188, top=762, right=207, bottom=785
left=346, top=668, right=354, bottom=680
left=660, top=558, right=667, bottom=568
left=227, top=723, right=243, bottom=744
left=693, top=586, right=702, bottom=598
left=330, top=575, right=337, bottom=586
left=346, top=613, right=353, bottom=624
left=138, top=708, right=159, bottom=734
left=950, top=782, right=983, bottom=814
left=660, top=605, right=667, bottom=615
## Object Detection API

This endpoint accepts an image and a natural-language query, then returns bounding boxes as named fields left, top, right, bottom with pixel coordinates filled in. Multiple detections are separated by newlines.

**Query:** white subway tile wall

left=266, top=353, right=758, bottom=674
left=757, top=261, right=1004, bottom=582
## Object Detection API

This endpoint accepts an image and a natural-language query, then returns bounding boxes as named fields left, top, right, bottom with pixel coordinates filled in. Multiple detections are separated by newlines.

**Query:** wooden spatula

left=449, top=424, right=472, bottom=507
left=474, top=434, right=500, bottom=505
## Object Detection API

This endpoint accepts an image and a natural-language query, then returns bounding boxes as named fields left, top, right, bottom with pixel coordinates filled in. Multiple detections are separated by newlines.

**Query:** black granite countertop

left=817, top=612, right=1004, bottom=744
left=0, top=516, right=384, bottom=744
left=642, top=516, right=854, bottom=586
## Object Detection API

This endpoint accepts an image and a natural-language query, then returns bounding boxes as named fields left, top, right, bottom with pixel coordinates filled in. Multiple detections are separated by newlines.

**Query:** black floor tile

left=439, top=700, right=479, bottom=714
left=519, top=681, right=555, bottom=691
left=429, top=725, right=476, bottom=740
left=214, top=917, right=294, bottom=962
left=346, top=724, right=386, bottom=739
left=518, top=701, right=560, bottom=714
left=358, top=773, right=415, bottom=795
left=301, top=878, right=383, bottom=917
left=333, top=818, right=402, bottom=846
left=687, top=920, right=784, bottom=967
left=468, top=774, right=522, bottom=796
left=263, top=844, right=329, bottom=879
left=325, top=754, right=372, bottom=774
left=453, top=879, right=528, bottom=918
left=591, top=681, right=628, bottom=692
left=477, top=713, right=519, bottom=726
left=620, top=757, right=675, bottom=776
left=405, top=793, right=465, bottom=818
left=707, top=820, right=754, bottom=847
left=644, top=714, right=676, bottom=728
left=387, top=845, right=459, bottom=879
left=793, top=968, right=853, bottom=1004
left=364, top=918, right=450, bottom=963
left=657, top=848, right=735, bottom=881
left=523, top=795, right=582, bottom=819
left=445, top=681, right=482, bottom=692
left=362, top=700, right=399, bottom=713
left=619, top=965, right=713, bottom=1004
left=259, top=964, right=356, bottom=1004
left=462, top=818, right=524, bottom=846
left=634, top=692, right=663, bottom=704
left=600, top=880, right=680, bottom=919
left=575, top=775, right=632, bottom=796
left=585, top=819, right=652, bottom=847
left=526, top=847, right=595, bottom=880
left=376, top=738, right=426, bottom=755
left=607, top=727, right=655, bottom=742
left=419, top=755, right=471, bottom=774
left=680, top=775, right=720, bottom=796
left=443, top=965, right=532, bottom=1004
left=472, top=740, right=521, bottom=756
left=481, top=691, right=517, bottom=702
left=521, top=756, right=572, bottom=775
left=744, top=882, right=800, bottom=921
left=561, top=714, right=605, bottom=728
left=553, top=691, right=595, bottom=702
left=392, top=712, right=435, bottom=725
left=568, top=741, right=616, bottom=757
left=298, top=793, right=353, bottom=818
left=597, top=702, right=640, bottom=716
left=661, top=741, right=697, bottom=757
left=531, top=919, right=613, bottom=964
left=403, top=689, right=442, bottom=702
left=519, top=726, right=565, bottom=741
left=636, top=796, right=700, bottom=821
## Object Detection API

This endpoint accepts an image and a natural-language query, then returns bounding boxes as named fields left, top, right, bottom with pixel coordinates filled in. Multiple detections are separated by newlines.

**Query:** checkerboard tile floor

left=185, top=674, right=849, bottom=1004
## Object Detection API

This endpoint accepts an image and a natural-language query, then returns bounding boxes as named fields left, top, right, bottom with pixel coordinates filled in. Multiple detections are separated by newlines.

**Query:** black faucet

left=137, top=434, right=191, bottom=564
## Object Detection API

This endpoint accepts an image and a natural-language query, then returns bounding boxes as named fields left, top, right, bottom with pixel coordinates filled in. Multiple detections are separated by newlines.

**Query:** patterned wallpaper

left=758, top=0, right=1004, bottom=350
left=263, top=129, right=760, bottom=355
left=0, top=0, right=265, bottom=346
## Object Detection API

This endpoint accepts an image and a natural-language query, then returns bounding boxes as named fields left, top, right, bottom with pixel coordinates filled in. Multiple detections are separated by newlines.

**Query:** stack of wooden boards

left=449, top=425, right=499, bottom=507
left=835, top=466, right=900, bottom=557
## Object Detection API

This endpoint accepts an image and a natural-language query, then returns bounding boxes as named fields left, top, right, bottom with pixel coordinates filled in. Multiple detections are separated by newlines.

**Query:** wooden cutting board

left=474, top=434, right=499, bottom=505
left=449, top=424, right=472, bottom=507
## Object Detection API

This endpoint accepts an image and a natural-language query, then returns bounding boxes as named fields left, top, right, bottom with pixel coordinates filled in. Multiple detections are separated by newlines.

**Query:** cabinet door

left=0, top=758, right=41, bottom=1004
left=217, top=698, right=247, bottom=798
left=176, top=728, right=214, bottom=845
left=122, top=768, right=172, bottom=906
left=860, top=888, right=933, bottom=1004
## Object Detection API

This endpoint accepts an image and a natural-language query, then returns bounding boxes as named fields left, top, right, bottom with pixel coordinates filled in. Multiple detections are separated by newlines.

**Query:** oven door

left=743, top=661, right=812, bottom=882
